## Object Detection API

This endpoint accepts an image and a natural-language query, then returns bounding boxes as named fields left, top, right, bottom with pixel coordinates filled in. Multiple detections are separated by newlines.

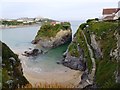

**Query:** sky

left=0, top=0, right=119, bottom=21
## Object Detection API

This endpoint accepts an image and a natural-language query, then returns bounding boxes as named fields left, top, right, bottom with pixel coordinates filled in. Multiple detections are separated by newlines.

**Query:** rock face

left=62, top=43, right=86, bottom=71
left=90, top=34, right=102, bottom=59
left=32, top=22, right=72, bottom=48
left=34, top=30, right=72, bottom=48
left=22, top=48, right=43, bottom=57
left=116, top=28, right=120, bottom=84
left=1, top=41, right=29, bottom=89
left=62, top=19, right=120, bottom=88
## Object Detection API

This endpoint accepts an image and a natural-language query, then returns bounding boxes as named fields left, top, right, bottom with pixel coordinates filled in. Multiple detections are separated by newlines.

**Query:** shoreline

left=4, top=25, right=83, bottom=88
left=0, top=24, right=40, bottom=29
left=18, top=53, right=83, bottom=87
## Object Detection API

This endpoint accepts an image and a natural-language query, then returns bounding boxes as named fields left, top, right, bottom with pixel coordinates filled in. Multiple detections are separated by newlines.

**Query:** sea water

left=0, top=20, right=84, bottom=72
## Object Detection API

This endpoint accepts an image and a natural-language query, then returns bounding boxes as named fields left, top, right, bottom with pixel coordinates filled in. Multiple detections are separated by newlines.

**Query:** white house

left=56, top=22, right=61, bottom=24
left=17, top=17, right=34, bottom=24
left=102, top=8, right=120, bottom=20
left=17, top=19, right=24, bottom=22
left=6, top=19, right=13, bottom=21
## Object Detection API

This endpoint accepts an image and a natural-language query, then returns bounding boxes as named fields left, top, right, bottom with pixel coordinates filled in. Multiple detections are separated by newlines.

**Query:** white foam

left=30, top=68, right=42, bottom=73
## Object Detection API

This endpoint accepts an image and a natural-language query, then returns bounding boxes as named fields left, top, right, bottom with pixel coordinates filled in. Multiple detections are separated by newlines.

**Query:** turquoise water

left=0, top=21, right=84, bottom=72
left=0, top=26, right=40, bottom=50
left=25, top=43, right=70, bottom=72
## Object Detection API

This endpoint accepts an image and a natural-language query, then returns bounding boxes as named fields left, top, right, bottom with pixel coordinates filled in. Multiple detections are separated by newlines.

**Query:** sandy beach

left=18, top=53, right=83, bottom=87
left=24, top=66, right=83, bottom=87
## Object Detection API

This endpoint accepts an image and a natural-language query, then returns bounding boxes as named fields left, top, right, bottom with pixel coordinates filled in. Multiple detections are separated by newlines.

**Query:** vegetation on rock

left=32, top=22, right=72, bottom=48
left=1, top=41, right=29, bottom=89
left=68, top=27, right=92, bottom=72
left=82, top=20, right=119, bottom=87
left=35, top=22, right=71, bottom=40
left=67, top=19, right=120, bottom=88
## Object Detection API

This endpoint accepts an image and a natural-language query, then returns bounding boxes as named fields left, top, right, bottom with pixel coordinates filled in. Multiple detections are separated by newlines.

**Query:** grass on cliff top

left=81, top=20, right=119, bottom=88
left=95, top=59, right=118, bottom=88
left=35, top=22, right=71, bottom=40
left=95, top=29, right=118, bottom=88
left=87, top=21, right=118, bottom=36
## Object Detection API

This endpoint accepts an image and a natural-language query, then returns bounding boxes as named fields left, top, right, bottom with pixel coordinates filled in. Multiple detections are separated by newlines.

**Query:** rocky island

left=62, top=19, right=120, bottom=88
left=32, top=22, right=72, bottom=48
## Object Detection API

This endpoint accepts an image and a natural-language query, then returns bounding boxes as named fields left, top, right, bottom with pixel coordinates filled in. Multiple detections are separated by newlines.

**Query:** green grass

left=87, top=21, right=118, bottom=36
left=35, top=22, right=71, bottom=40
left=2, top=20, right=36, bottom=26
left=95, top=59, right=117, bottom=88
left=2, top=68, right=10, bottom=83
left=68, top=42, right=80, bottom=57
left=2, top=20, right=23, bottom=26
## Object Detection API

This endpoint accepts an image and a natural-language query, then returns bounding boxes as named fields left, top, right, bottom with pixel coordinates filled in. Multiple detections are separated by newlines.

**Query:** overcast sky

left=0, top=0, right=119, bottom=21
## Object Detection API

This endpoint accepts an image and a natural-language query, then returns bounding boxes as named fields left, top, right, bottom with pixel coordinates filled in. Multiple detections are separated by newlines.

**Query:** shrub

left=79, top=23, right=87, bottom=30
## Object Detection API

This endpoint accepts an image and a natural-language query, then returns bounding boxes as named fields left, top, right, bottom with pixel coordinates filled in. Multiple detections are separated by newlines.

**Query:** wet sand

left=23, top=66, right=83, bottom=87
left=18, top=50, right=83, bottom=87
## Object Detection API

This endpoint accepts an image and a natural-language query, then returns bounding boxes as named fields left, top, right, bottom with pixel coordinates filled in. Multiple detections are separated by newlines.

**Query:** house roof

left=103, top=8, right=120, bottom=15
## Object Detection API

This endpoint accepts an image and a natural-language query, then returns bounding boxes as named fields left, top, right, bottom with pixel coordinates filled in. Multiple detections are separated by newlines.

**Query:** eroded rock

left=62, top=44, right=86, bottom=71
left=90, top=34, right=102, bottom=59
left=22, top=48, right=43, bottom=57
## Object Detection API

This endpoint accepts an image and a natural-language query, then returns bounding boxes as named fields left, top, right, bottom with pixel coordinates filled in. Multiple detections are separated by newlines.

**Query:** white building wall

left=114, top=10, right=120, bottom=19
left=103, top=14, right=113, bottom=18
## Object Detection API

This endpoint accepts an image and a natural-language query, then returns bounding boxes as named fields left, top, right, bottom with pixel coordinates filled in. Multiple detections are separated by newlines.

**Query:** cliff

left=32, top=22, right=72, bottom=48
left=62, top=19, right=120, bottom=88
left=1, top=41, right=29, bottom=89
